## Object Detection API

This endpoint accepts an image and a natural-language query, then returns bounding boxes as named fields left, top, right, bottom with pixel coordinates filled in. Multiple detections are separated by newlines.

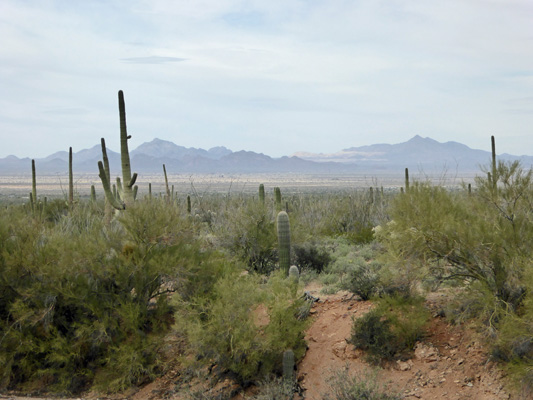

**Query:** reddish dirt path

left=297, top=288, right=515, bottom=400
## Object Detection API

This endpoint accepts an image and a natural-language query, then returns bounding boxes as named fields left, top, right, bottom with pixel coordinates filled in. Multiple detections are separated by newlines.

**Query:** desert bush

left=250, top=376, right=296, bottom=400
left=322, top=190, right=389, bottom=243
left=183, top=271, right=308, bottom=383
left=293, top=241, right=332, bottom=273
left=376, top=161, right=533, bottom=391
left=490, top=264, right=533, bottom=391
left=322, top=367, right=401, bottom=400
left=214, top=199, right=278, bottom=274
left=0, top=200, right=224, bottom=393
left=378, top=162, right=533, bottom=307
left=343, top=260, right=382, bottom=300
left=317, top=240, right=382, bottom=295
left=350, top=295, right=429, bottom=364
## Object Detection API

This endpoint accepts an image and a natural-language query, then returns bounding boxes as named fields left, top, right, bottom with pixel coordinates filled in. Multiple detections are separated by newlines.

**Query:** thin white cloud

left=120, top=56, right=187, bottom=64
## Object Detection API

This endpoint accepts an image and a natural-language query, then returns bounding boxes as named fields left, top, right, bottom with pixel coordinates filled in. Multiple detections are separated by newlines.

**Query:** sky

left=1, top=0, right=532, bottom=159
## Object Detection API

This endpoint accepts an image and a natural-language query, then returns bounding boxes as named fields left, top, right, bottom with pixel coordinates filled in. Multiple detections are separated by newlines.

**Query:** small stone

left=397, top=360, right=412, bottom=371
left=332, top=341, right=347, bottom=359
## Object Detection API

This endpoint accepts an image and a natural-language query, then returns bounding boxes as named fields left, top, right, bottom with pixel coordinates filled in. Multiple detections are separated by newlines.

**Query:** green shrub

left=378, top=163, right=532, bottom=307
left=0, top=200, right=222, bottom=393
left=250, top=376, right=296, bottom=400
left=294, top=242, right=332, bottom=273
left=183, top=271, right=308, bottom=383
left=350, top=311, right=397, bottom=364
left=343, top=262, right=381, bottom=300
left=376, top=161, right=533, bottom=393
left=350, top=295, right=429, bottom=364
left=318, top=240, right=382, bottom=296
left=323, top=368, right=400, bottom=400
left=490, top=265, right=533, bottom=393
left=214, top=200, right=278, bottom=274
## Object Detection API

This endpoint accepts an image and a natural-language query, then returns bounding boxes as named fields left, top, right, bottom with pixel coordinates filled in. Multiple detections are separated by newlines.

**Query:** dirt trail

left=298, top=287, right=514, bottom=400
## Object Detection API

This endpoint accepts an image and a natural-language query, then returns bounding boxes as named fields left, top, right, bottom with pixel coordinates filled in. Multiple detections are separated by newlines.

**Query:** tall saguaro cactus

left=277, top=211, right=291, bottom=275
left=163, top=164, right=171, bottom=202
left=118, top=90, right=137, bottom=207
left=68, top=147, right=74, bottom=209
left=31, top=159, right=37, bottom=204
left=405, top=167, right=410, bottom=193
left=97, top=91, right=137, bottom=211
left=491, top=135, right=497, bottom=191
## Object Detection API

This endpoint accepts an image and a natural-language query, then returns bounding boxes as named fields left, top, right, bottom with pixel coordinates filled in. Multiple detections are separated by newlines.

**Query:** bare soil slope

left=298, top=286, right=514, bottom=400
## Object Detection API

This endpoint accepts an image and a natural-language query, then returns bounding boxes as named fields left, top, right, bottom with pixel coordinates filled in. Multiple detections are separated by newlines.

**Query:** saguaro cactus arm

left=98, top=161, right=125, bottom=210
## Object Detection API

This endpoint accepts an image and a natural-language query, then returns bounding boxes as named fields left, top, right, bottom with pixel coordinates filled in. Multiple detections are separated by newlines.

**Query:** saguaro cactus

left=289, top=265, right=299, bottom=282
left=68, top=147, right=74, bottom=209
left=277, top=211, right=291, bottom=275
left=491, top=135, right=497, bottom=191
left=98, top=138, right=124, bottom=211
left=98, top=91, right=138, bottom=211
left=118, top=90, right=137, bottom=207
left=274, top=187, right=282, bottom=212
left=31, top=159, right=37, bottom=204
left=282, top=349, right=295, bottom=383
left=163, top=164, right=171, bottom=202
left=405, top=167, right=409, bottom=193
left=259, top=183, right=265, bottom=205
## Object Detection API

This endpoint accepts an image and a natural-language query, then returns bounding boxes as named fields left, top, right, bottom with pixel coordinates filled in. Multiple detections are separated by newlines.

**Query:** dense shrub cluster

left=350, top=295, right=429, bottom=364
left=0, top=202, right=223, bottom=392
left=180, top=271, right=308, bottom=383
left=293, top=241, right=332, bottom=273
left=375, top=160, right=533, bottom=387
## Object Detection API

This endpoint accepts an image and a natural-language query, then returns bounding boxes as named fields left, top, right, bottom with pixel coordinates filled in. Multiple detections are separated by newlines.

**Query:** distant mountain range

left=1, top=136, right=532, bottom=175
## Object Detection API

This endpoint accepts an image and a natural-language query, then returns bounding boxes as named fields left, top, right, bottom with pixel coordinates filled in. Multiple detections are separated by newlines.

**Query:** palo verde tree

left=377, top=137, right=532, bottom=308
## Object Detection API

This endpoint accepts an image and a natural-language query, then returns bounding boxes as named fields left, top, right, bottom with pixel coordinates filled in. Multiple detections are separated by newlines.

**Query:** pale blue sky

left=1, top=0, right=532, bottom=158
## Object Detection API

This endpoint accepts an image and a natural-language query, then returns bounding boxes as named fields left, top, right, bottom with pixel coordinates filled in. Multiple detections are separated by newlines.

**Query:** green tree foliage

left=0, top=201, right=223, bottom=393
left=375, top=160, right=533, bottom=386
left=378, top=162, right=532, bottom=306
left=182, top=271, right=308, bottom=383
left=215, top=199, right=278, bottom=274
